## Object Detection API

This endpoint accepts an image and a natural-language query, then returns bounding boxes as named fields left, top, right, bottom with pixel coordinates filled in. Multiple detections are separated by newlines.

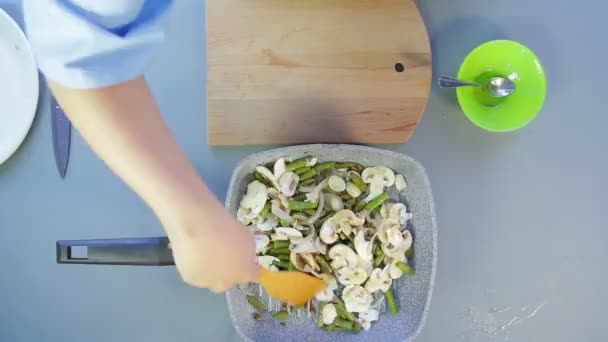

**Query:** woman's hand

left=48, top=78, right=259, bottom=292
left=160, top=197, right=260, bottom=292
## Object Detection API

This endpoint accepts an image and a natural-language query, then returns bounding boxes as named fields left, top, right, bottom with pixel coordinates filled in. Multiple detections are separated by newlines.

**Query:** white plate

left=0, top=8, right=39, bottom=166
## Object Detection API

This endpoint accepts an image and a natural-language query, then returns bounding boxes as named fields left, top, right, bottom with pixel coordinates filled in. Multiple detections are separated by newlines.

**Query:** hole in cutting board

left=69, top=246, right=88, bottom=259
left=395, top=63, right=405, bottom=72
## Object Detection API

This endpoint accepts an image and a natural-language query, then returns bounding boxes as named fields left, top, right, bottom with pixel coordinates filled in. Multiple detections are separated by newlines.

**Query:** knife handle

left=56, top=237, right=175, bottom=266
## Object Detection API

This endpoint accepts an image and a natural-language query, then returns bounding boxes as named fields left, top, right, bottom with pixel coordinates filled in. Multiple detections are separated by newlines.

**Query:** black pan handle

left=56, top=237, right=175, bottom=266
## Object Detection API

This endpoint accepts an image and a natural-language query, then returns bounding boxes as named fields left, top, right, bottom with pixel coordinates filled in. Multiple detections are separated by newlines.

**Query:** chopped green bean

left=289, top=200, right=318, bottom=211
left=247, top=296, right=267, bottom=312
left=396, top=261, right=415, bottom=275
left=286, top=159, right=308, bottom=172
left=273, top=310, right=290, bottom=320
left=269, top=247, right=290, bottom=255
left=336, top=162, right=364, bottom=172
left=386, top=288, right=399, bottom=315
left=253, top=312, right=264, bottom=321
left=299, top=178, right=316, bottom=187
left=349, top=173, right=368, bottom=192
left=274, top=260, right=291, bottom=270
left=273, top=240, right=290, bottom=249
left=304, top=209, right=317, bottom=216
left=317, top=303, right=327, bottom=328
left=294, top=166, right=312, bottom=175
left=374, top=251, right=385, bottom=267
left=354, top=199, right=368, bottom=212
left=278, top=254, right=290, bottom=262
left=365, top=192, right=389, bottom=212
left=314, top=255, right=333, bottom=274
left=336, top=300, right=356, bottom=322
left=334, top=318, right=354, bottom=330
left=259, top=203, right=271, bottom=217
left=339, top=193, right=352, bottom=200
left=279, top=218, right=291, bottom=227
left=300, top=169, right=317, bottom=181
left=254, top=172, right=266, bottom=183
left=347, top=240, right=355, bottom=251
left=314, top=162, right=336, bottom=173
left=293, top=194, right=307, bottom=201
left=288, top=261, right=294, bottom=271
left=405, top=247, right=414, bottom=259
left=373, top=243, right=381, bottom=256
left=352, top=323, right=362, bottom=334
left=317, top=211, right=334, bottom=226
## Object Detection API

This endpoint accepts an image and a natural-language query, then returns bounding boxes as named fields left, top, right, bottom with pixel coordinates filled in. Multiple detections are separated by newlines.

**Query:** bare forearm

left=49, top=77, right=218, bottom=238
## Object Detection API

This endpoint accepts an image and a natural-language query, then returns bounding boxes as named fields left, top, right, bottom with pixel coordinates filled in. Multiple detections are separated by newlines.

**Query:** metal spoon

left=438, top=75, right=515, bottom=97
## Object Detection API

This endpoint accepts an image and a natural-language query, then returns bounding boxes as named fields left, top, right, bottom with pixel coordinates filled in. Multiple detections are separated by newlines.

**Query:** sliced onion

left=308, top=191, right=325, bottom=224
left=271, top=200, right=292, bottom=222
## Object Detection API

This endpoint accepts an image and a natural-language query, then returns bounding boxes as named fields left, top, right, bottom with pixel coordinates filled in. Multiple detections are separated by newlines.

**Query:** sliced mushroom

left=254, top=234, right=270, bottom=254
left=328, top=244, right=359, bottom=269
left=395, top=174, right=407, bottom=191
left=316, top=273, right=338, bottom=301
left=382, top=203, right=412, bottom=226
left=319, top=221, right=338, bottom=245
left=257, top=255, right=279, bottom=270
left=274, top=227, right=303, bottom=240
left=354, top=230, right=375, bottom=262
left=237, top=207, right=258, bottom=225
left=328, top=175, right=346, bottom=192
left=314, top=238, right=327, bottom=255
left=357, top=309, right=379, bottom=331
left=365, top=266, right=392, bottom=293
left=337, top=267, right=369, bottom=286
left=361, top=166, right=395, bottom=187
left=268, top=188, right=289, bottom=208
left=254, top=216, right=278, bottom=231
left=255, top=165, right=279, bottom=189
left=342, top=285, right=373, bottom=313
left=361, top=166, right=395, bottom=201
left=322, top=210, right=365, bottom=238
left=240, top=181, right=268, bottom=212
left=291, top=234, right=323, bottom=254
left=289, top=251, right=319, bottom=272
left=273, top=157, right=286, bottom=180
left=278, top=172, right=299, bottom=196
left=271, top=199, right=292, bottom=223
left=388, top=254, right=407, bottom=279
left=305, top=179, right=329, bottom=203
left=381, top=229, right=413, bottom=257
left=323, top=193, right=344, bottom=211
left=346, top=182, right=362, bottom=198
left=376, top=218, right=400, bottom=244
left=320, top=273, right=338, bottom=290
left=315, top=287, right=335, bottom=302
left=321, top=303, right=338, bottom=325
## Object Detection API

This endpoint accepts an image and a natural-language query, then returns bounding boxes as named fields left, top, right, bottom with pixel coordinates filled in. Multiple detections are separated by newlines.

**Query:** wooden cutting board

left=207, top=0, right=431, bottom=145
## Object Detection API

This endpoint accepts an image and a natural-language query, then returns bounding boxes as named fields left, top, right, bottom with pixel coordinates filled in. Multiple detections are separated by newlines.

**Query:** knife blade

left=51, top=96, right=71, bottom=178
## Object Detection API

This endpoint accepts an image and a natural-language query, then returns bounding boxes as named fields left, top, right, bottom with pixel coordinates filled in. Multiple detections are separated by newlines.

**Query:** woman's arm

left=49, top=77, right=204, bottom=233
left=49, top=77, right=259, bottom=291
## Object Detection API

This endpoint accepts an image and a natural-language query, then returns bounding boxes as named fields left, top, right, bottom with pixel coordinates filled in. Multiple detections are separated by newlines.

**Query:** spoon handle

left=438, top=75, right=480, bottom=88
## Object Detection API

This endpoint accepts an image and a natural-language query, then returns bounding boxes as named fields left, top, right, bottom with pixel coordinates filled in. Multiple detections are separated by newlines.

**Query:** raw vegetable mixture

left=237, top=157, right=415, bottom=333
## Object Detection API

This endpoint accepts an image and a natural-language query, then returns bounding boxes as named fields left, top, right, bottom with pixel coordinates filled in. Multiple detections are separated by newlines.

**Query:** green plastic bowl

left=457, top=40, right=546, bottom=132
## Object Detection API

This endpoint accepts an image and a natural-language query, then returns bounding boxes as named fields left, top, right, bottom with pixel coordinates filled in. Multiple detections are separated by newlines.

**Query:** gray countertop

left=1, top=0, right=607, bottom=341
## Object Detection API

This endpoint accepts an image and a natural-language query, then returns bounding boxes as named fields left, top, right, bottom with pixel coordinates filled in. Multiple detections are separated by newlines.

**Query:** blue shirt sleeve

left=24, top=0, right=173, bottom=89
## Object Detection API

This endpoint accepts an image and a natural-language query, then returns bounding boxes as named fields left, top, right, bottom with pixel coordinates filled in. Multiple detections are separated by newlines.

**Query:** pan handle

left=56, top=237, right=175, bottom=266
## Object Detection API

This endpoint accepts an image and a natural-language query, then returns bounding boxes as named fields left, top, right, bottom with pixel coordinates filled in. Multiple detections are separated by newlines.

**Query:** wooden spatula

left=258, top=268, right=326, bottom=305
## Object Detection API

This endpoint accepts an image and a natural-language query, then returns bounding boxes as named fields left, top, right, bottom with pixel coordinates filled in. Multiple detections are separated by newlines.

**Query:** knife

left=51, top=95, right=71, bottom=178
